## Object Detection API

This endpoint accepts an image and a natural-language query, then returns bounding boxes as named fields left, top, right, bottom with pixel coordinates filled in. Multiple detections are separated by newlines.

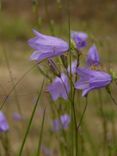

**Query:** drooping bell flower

left=53, top=114, right=71, bottom=131
left=28, top=29, right=69, bottom=62
left=86, top=45, right=100, bottom=67
left=0, top=112, right=9, bottom=132
left=71, top=31, right=88, bottom=50
left=48, top=73, right=70, bottom=101
left=75, top=67, right=112, bottom=96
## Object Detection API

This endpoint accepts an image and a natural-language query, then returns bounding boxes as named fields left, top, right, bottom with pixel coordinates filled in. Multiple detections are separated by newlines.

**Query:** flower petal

left=87, top=45, right=100, bottom=66
left=71, top=31, right=88, bottom=50
left=48, top=73, right=70, bottom=101
left=0, top=112, right=9, bottom=132
left=28, top=29, right=69, bottom=53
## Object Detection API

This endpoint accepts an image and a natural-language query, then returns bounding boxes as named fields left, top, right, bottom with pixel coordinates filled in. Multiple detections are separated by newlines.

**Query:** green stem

left=107, top=89, right=117, bottom=106
left=3, top=47, right=22, bottom=115
left=77, top=97, right=88, bottom=130
left=98, top=90, right=107, bottom=155
left=0, top=62, right=39, bottom=110
left=18, top=80, right=44, bottom=156
left=71, top=99, right=78, bottom=156
left=36, top=108, right=46, bottom=156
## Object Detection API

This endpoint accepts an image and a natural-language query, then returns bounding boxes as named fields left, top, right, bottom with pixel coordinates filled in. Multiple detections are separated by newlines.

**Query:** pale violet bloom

left=28, top=29, right=69, bottom=62
left=13, top=112, right=22, bottom=121
left=0, top=112, right=9, bottom=132
left=53, top=114, right=71, bottom=131
left=75, top=68, right=112, bottom=96
left=41, top=145, right=52, bottom=156
left=87, top=45, right=100, bottom=66
left=48, top=73, right=70, bottom=101
left=71, top=31, right=88, bottom=50
left=67, top=60, right=77, bottom=74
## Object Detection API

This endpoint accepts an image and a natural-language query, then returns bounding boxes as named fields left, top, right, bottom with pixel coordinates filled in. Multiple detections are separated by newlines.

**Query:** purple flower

left=28, top=29, right=69, bottom=62
left=87, top=45, right=100, bottom=66
left=75, top=68, right=112, bottom=96
left=67, top=60, right=77, bottom=74
left=48, top=73, right=70, bottom=101
left=41, top=145, right=52, bottom=156
left=71, top=31, right=88, bottom=50
left=53, top=114, right=71, bottom=131
left=0, top=112, right=9, bottom=132
left=13, top=112, right=22, bottom=121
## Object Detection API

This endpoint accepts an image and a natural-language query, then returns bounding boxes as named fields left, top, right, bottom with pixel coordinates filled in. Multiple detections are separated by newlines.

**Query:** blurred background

left=0, top=0, right=117, bottom=155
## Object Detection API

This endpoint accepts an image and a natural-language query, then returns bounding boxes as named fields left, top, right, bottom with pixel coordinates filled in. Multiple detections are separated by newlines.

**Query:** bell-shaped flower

left=53, top=114, right=71, bottom=131
left=28, top=29, right=69, bottom=62
left=86, top=45, right=100, bottom=66
left=75, top=67, right=112, bottom=96
left=48, top=73, right=70, bottom=101
left=0, top=112, right=9, bottom=132
left=71, top=31, right=88, bottom=50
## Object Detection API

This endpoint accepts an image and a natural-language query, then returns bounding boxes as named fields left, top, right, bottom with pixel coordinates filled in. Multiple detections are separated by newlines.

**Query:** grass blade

left=18, top=79, right=44, bottom=156
left=36, top=108, right=46, bottom=156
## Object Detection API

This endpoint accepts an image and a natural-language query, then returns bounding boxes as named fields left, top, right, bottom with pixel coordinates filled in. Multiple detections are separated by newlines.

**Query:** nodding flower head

left=0, top=112, right=9, bottom=132
left=28, top=29, right=69, bottom=62
left=87, top=45, right=100, bottom=67
left=48, top=73, right=70, bottom=101
left=53, top=114, right=71, bottom=131
left=71, top=31, right=88, bottom=50
left=75, top=67, right=112, bottom=97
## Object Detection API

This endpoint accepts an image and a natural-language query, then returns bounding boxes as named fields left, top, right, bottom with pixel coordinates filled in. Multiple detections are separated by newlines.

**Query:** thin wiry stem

left=3, top=47, right=22, bottom=115
left=0, top=62, right=40, bottom=110
left=66, top=1, right=79, bottom=155
left=67, top=0, right=73, bottom=98
left=98, top=90, right=107, bottom=155
left=108, top=91, right=117, bottom=106
left=0, top=83, right=7, bottom=104
left=77, top=97, right=88, bottom=130
left=36, top=108, right=46, bottom=156
left=60, top=71, right=78, bottom=156
left=71, top=98, right=78, bottom=156
left=18, top=80, right=44, bottom=156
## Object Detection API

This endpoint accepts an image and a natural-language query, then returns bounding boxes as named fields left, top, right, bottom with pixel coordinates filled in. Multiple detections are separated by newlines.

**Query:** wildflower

left=71, top=31, right=88, bottom=50
left=48, top=73, right=70, bottom=101
left=0, top=112, right=9, bottom=132
left=67, top=60, right=77, bottom=74
left=28, top=29, right=69, bottom=62
left=41, top=145, right=52, bottom=156
left=86, top=45, right=100, bottom=67
left=75, top=67, right=112, bottom=96
left=13, top=112, right=22, bottom=121
left=53, top=114, right=71, bottom=131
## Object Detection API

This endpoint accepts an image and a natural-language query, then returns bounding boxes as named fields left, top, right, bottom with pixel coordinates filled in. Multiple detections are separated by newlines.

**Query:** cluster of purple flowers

left=29, top=29, right=112, bottom=99
left=28, top=29, right=112, bottom=130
